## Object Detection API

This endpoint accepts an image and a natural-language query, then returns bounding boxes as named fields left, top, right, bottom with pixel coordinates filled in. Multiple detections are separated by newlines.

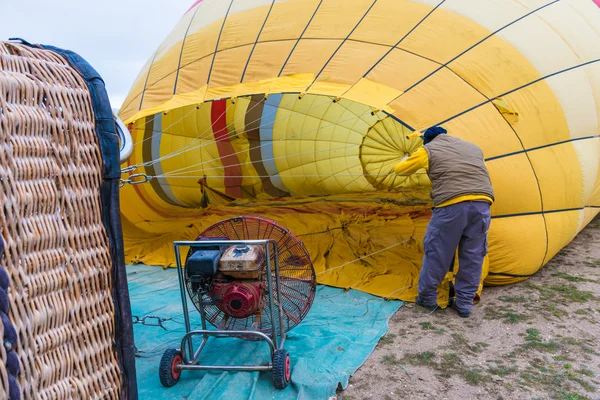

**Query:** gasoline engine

left=186, top=244, right=267, bottom=323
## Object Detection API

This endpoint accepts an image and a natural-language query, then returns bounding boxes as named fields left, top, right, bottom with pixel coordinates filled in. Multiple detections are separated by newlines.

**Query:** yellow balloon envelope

left=119, top=0, right=600, bottom=303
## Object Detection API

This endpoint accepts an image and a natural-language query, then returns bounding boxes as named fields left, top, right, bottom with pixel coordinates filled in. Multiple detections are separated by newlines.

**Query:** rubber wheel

left=159, top=348, right=183, bottom=387
left=272, top=349, right=291, bottom=389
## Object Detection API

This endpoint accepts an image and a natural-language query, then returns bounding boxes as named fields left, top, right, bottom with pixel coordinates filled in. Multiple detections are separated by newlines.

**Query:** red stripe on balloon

left=186, top=0, right=203, bottom=13
left=594, top=0, right=600, bottom=7
left=211, top=100, right=242, bottom=197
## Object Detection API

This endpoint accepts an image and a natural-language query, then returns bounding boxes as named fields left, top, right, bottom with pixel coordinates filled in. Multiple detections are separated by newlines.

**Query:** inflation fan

left=159, top=216, right=316, bottom=389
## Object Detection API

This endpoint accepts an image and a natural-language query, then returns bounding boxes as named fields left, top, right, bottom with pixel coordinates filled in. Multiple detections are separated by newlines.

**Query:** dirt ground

left=337, top=216, right=600, bottom=400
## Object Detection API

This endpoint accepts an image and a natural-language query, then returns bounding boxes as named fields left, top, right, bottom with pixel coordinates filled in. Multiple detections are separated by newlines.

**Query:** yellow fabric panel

left=543, top=210, right=580, bottom=265
left=120, top=63, right=151, bottom=117
left=350, top=0, right=431, bottom=46
left=527, top=145, right=583, bottom=211
left=232, top=96, right=250, bottom=136
left=144, top=8, right=195, bottom=70
left=177, top=25, right=223, bottom=80
left=259, top=0, right=322, bottom=41
left=486, top=155, right=541, bottom=217
left=449, top=35, right=542, bottom=99
left=398, top=5, right=492, bottom=64
left=209, top=45, right=254, bottom=87
left=157, top=105, right=227, bottom=204
left=175, top=57, right=212, bottom=97
left=586, top=64, right=600, bottom=141
left=343, top=78, right=402, bottom=112
left=442, top=103, right=525, bottom=159
left=365, top=48, right=439, bottom=93
left=139, top=43, right=186, bottom=111
left=534, top=2, right=600, bottom=62
left=572, top=139, right=600, bottom=203
left=387, top=67, right=488, bottom=131
left=484, top=215, right=547, bottom=285
left=280, top=39, right=343, bottom=77
left=241, top=40, right=297, bottom=82
left=437, top=0, right=526, bottom=34
left=502, top=83, right=570, bottom=150
left=580, top=208, right=600, bottom=234
left=302, top=0, right=376, bottom=39
left=216, top=1, right=272, bottom=50
left=314, top=41, right=389, bottom=87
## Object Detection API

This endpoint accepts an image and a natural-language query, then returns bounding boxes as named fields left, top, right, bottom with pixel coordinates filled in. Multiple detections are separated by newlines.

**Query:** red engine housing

left=210, top=280, right=264, bottom=319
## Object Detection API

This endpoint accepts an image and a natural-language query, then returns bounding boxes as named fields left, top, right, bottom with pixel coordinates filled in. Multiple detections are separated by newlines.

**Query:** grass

left=523, top=329, right=560, bottom=352
left=556, top=391, right=591, bottom=400
left=419, top=322, right=435, bottom=330
left=583, top=259, right=600, bottom=268
left=484, top=306, right=530, bottom=323
left=446, top=332, right=489, bottom=354
left=500, top=295, right=531, bottom=303
left=401, top=351, right=436, bottom=366
left=463, top=369, right=488, bottom=385
left=489, top=365, right=518, bottom=377
left=382, top=354, right=401, bottom=366
left=525, top=283, right=595, bottom=303
left=552, top=272, right=594, bottom=282
left=379, top=333, right=396, bottom=345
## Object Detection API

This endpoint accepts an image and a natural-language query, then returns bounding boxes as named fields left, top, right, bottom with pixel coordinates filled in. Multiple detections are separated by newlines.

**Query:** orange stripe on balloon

left=211, top=99, right=242, bottom=197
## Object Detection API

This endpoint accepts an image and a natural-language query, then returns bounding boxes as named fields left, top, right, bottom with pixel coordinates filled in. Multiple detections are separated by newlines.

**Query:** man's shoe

left=450, top=302, right=470, bottom=318
left=415, top=296, right=438, bottom=312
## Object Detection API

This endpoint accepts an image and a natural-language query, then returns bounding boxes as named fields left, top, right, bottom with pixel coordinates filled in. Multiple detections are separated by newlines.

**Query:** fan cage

left=185, top=216, right=316, bottom=336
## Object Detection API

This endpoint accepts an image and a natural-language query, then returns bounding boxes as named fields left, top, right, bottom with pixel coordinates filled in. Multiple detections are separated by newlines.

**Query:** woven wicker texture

left=0, top=42, right=122, bottom=399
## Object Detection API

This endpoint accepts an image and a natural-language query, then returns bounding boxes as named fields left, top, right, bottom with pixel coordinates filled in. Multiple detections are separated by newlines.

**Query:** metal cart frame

left=171, top=239, right=288, bottom=376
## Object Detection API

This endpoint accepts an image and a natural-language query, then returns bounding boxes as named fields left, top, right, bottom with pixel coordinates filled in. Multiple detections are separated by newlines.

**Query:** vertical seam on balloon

left=138, top=50, right=160, bottom=112
left=240, top=0, right=276, bottom=83
left=207, top=0, right=235, bottom=86
left=173, top=4, right=203, bottom=95
left=389, top=0, right=562, bottom=104
left=278, top=0, right=324, bottom=77
left=440, top=63, right=550, bottom=268
left=499, top=113, right=550, bottom=269
left=485, top=136, right=600, bottom=161
left=305, top=0, right=379, bottom=92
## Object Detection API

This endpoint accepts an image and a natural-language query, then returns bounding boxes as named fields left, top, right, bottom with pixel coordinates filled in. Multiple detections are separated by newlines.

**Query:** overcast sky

left=0, top=0, right=193, bottom=110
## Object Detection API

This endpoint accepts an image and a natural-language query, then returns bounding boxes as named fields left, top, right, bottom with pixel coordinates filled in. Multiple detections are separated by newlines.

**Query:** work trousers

left=418, top=201, right=491, bottom=310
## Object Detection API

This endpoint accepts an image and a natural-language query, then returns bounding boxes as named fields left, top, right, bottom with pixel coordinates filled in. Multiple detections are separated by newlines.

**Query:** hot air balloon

left=118, top=0, right=600, bottom=303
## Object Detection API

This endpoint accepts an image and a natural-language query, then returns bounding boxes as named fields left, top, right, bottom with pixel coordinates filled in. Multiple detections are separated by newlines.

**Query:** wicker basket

left=0, top=41, right=135, bottom=399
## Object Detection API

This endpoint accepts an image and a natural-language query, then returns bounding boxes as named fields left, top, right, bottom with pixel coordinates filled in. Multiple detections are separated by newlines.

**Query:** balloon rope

left=155, top=108, right=375, bottom=176
left=155, top=138, right=422, bottom=178
left=133, top=94, right=332, bottom=168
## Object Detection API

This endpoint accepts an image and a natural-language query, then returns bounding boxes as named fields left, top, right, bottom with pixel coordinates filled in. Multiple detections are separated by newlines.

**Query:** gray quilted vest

left=424, top=135, right=495, bottom=207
